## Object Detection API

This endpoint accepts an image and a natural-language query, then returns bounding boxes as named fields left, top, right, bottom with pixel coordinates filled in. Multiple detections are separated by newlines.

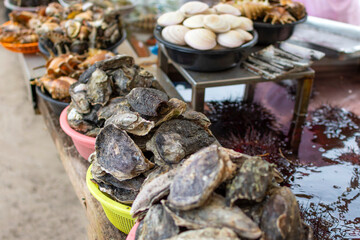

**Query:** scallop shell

left=183, top=15, right=205, bottom=29
left=237, top=17, right=254, bottom=31
left=233, top=28, right=253, bottom=42
left=214, top=3, right=241, bottom=16
left=179, top=1, right=209, bottom=16
left=162, top=25, right=190, bottom=45
left=203, top=14, right=230, bottom=33
left=217, top=30, right=245, bottom=48
left=184, top=29, right=216, bottom=50
left=220, top=14, right=243, bottom=29
left=157, top=11, right=185, bottom=27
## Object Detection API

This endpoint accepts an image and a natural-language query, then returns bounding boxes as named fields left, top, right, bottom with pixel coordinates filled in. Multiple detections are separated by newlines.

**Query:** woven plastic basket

left=0, top=21, right=39, bottom=53
left=86, top=164, right=135, bottom=234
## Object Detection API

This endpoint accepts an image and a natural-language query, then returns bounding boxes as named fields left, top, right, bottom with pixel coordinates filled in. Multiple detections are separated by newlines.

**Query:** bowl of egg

left=154, top=1, right=258, bottom=72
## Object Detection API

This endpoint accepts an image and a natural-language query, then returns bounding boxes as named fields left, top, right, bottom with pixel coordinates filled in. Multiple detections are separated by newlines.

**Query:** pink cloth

left=296, top=0, right=360, bottom=26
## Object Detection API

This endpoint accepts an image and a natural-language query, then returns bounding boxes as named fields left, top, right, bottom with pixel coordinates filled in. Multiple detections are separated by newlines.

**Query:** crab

left=263, top=6, right=296, bottom=24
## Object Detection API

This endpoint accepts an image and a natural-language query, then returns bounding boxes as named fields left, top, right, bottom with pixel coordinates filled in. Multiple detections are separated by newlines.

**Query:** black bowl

left=154, top=26, right=258, bottom=72
left=254, top=15, right=307, bottom=45
left=36, top=86, right=69, bottom=116
left=38, top=29, right=127, bottom=56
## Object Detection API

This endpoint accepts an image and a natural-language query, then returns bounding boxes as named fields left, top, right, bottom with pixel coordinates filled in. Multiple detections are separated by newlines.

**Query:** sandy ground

left=0, top=6, right=87, bottom=240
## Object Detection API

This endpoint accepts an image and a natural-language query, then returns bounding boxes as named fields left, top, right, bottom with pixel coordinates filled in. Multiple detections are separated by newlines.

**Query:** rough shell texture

left=203, top=14, right=230, bottom=33
left=136, top=204, right=179, bottom=240
left=96, top=124, right=154, bottom=181
left=157, top=11, right=185, bottom=27
left=214, top=3, right=241, bottom=16
left=95, top=55, right=135, bottom=72
left=226, top=157, right=274, bottom=206
left=217, top=30, right=245, bottom=48
left=126, top=88, right=169, bottom=117
left=163, top=194, right=262, bottom=239
left=154, top=98, right=187, bottom=127
left=183, top=15, right=205, bottom=29
left=146, top=119, right=216, bottom=165
left=168, top=145, right=235, bottom=210
left=86, top=68, right=112, bottom=106
left=162, top=25, right=190, bottom=45
left=165, top=228, right=240, bottom=240
left=184, top=29, right=216, bottom=50
left=179, top=1, right=209, bottom=16
left=97, top=97, right=130, bottom=121
left=69, top=82, right=90, bottom=114
left=181, top=110, right=211, bottom=129
left=67, top=104, right=94, bottom=133
left=260, top=187, right=305, bottom=240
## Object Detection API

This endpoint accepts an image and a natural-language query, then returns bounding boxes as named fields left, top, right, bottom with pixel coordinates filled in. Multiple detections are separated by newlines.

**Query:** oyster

left=131, top=168, right=177, bottom=218
left=85, top=127, right=101, bottom=137
left=166, top=228, right=239, bottom=240
left=214, top=3, right=241, bottom=16
left=181, top=109, right=211, bottom=129
left=97, top=97, right=130, bottom=121
left=184, top=29, right=216, bottom=50
left=233, top=28, right=254, bottom=42
left=86, top=68, right=112, bottom=106
left=146, top=119, right=216, bottom=165
left=126, top=88, right=169, bottom=117
left=136, top=204, right=179, bottom=240
left=226, top=157, right=275, bottom=206
left=69, top=82, right=90, bottom=114
left=217, top=30, right=245, bottom=48
left=130, top=69, right=155, bottom=90
left=155, top=98, right=187, bottom=126
left=95, top=55, right=135, bottom=72
left=261, top=187, right=305, bottom=240
left=157, top=11, right=185, bottom=27
left=182, top=15, right=205, bottom=29
left=163, top=194, right=262, bottom=239
left=203, top=14, right=230, bottom=33
left=67, top=104, right=94, bottom=133
left=179, top=1, right=209, bottom=16
left=78, top=64, right=97, bottom=83
left=161, top=25, right=190, bottom=45
left=95, top=124, right=154, bottom=181
left=168, top=145, right=235, bottom=210
left=104, top=110, right=155, bottom=136
left=65, top=20, right=81, bottom=38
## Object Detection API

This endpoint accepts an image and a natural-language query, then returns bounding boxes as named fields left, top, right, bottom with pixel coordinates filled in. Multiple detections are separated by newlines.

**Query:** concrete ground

left=0, top=5, right=87, bottom=240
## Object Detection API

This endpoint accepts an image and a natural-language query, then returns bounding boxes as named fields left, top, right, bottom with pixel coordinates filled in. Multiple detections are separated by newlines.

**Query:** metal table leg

left=158, top=45, right=169, bottom=74
left=244, top=83, right=256, bottom=102
left=191, top=86, right=205, bottom=112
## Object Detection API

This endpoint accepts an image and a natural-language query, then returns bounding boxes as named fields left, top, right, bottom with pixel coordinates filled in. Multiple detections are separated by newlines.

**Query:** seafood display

left=8, top=0, right=56, bottom=7
left=224, top=0, right=306, bottom=24
left=157, top=1, right=254, bottom=50
left=32, top=49, right=115, bottom=102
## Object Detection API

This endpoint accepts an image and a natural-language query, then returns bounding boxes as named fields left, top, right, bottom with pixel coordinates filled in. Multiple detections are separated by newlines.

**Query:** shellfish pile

left=32, top=49, right=115, bottom=101
left=157, top=1, right=254, bottom=50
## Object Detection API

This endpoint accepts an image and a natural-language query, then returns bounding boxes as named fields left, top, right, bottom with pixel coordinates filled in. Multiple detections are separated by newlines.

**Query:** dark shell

left=86, top=68, right=112, bottom=106
left=67, top=104, right=94, bottom=133
left=146, top=119, right=216, bottom=165
left=181, top=110, right=211, bottom=129
left=168, top=145, right=234, bottom=210
left=110, top=68, right=133, bottom=96
left=85, top=127, right=101, bottom=137
left=136, top=204, right=179, bottom=240
left=69, top=82, right=90, bottom=114
left=163, top=194, right=262, bottom=239
left=95, top=124, right=154, bottom=181
left=78, top=64, right=97, bottom=83
left=130, top=69, right=155, bottom=89
left=126, top=87, right=169, bottom=117
left=154, top=98, right=187, bottom=126
left=166, top=228, right=239, bottom=240
left=82, top=104, right=102, bottom=126
left=260, top=187, right=305, bottom=240
left=70, top=40, right=89, bottom=54
left=95, top=55, right=135, bottom=71
left=226, top=157, right=275, bottom=206
left=97, top=97, right=130, bottom=121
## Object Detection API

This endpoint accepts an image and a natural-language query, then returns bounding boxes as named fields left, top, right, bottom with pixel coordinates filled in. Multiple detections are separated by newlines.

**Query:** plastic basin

left=126, top=222, right=139, bottom=240
left=59, top=106, right=95, bottom=160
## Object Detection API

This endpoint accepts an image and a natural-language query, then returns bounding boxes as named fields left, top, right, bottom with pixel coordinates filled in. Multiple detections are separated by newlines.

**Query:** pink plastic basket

left=126, top=222, right=139, bottom=240
left=59, top=106, right=96, bottom=160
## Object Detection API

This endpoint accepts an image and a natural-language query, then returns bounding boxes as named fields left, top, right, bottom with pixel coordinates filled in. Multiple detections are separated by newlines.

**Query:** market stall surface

left=0, top=45, right=87, bottom=239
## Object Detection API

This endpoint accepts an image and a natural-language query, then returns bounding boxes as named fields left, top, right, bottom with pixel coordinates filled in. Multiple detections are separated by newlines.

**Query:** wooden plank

left=37, top=97, right=126, bottom=240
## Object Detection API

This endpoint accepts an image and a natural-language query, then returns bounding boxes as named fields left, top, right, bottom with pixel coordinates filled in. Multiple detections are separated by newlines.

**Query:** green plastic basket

left=86, top=164, right=135, bottom=234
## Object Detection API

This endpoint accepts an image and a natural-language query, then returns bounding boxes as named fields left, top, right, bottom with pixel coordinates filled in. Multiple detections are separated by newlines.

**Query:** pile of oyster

left=37, top=2, right=124, bottom=54
left=157, top=1, right=254, bottom=50
left=67, top=55, right=169, bottom=137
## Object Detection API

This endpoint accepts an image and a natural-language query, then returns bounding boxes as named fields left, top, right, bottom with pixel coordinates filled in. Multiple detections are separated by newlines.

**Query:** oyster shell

left=217, top=30, right=245, bottom=48
left=67, top=104, right=94, bottom=133
left=85, top=127, right=101, bottom=137
left=166, top=228, right=239, bottom=240
left=155, top=98, right=187, bottom=126
left=161, top=25, right=190, bottom=45
left=131, top=168, right=177, bottom=218
left=214, top=3, right=241, bottom=16
left=97, top=97, right=130, bottom=121
left=146, top=119, right=216, bottom=165
left=136, top=204, right=179, bottom=240
left=69, top=82, right=90, bottom=114
left=226, top=157, right=275, bottom=206
left=86, top=68, right=112, bottom=106
left=126, top=88, right=169, bottom=117
left=65, top=20, right=81, bottom=38
left=157, top=11, right=185, bottom=27
left=167, top=145, right=235, bottom=210
left=181, top=110, right=211, bottom=129
left=104, top=110, right=155, bottom=136
left=203, top=14, right=230, bottom=33
left=182, top=15, right=205, bottom=29
left=261, top=187, right=305, bottom=240
left=163, top=194, right=262, bottom=239
left=131, top=69, right=155, bottom=90
left=184, top=29, right=216, bottom=50
left=95, top=55, right=135, bottom=72
left=233, top=28, right=253, bottom=41
left=179, top=1, right=209, bottom=16
left=96, top=124, right=154, bottom=181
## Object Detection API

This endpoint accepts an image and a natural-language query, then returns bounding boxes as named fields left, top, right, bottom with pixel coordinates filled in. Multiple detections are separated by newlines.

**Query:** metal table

left=158, top=44, right=315, bottom=153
